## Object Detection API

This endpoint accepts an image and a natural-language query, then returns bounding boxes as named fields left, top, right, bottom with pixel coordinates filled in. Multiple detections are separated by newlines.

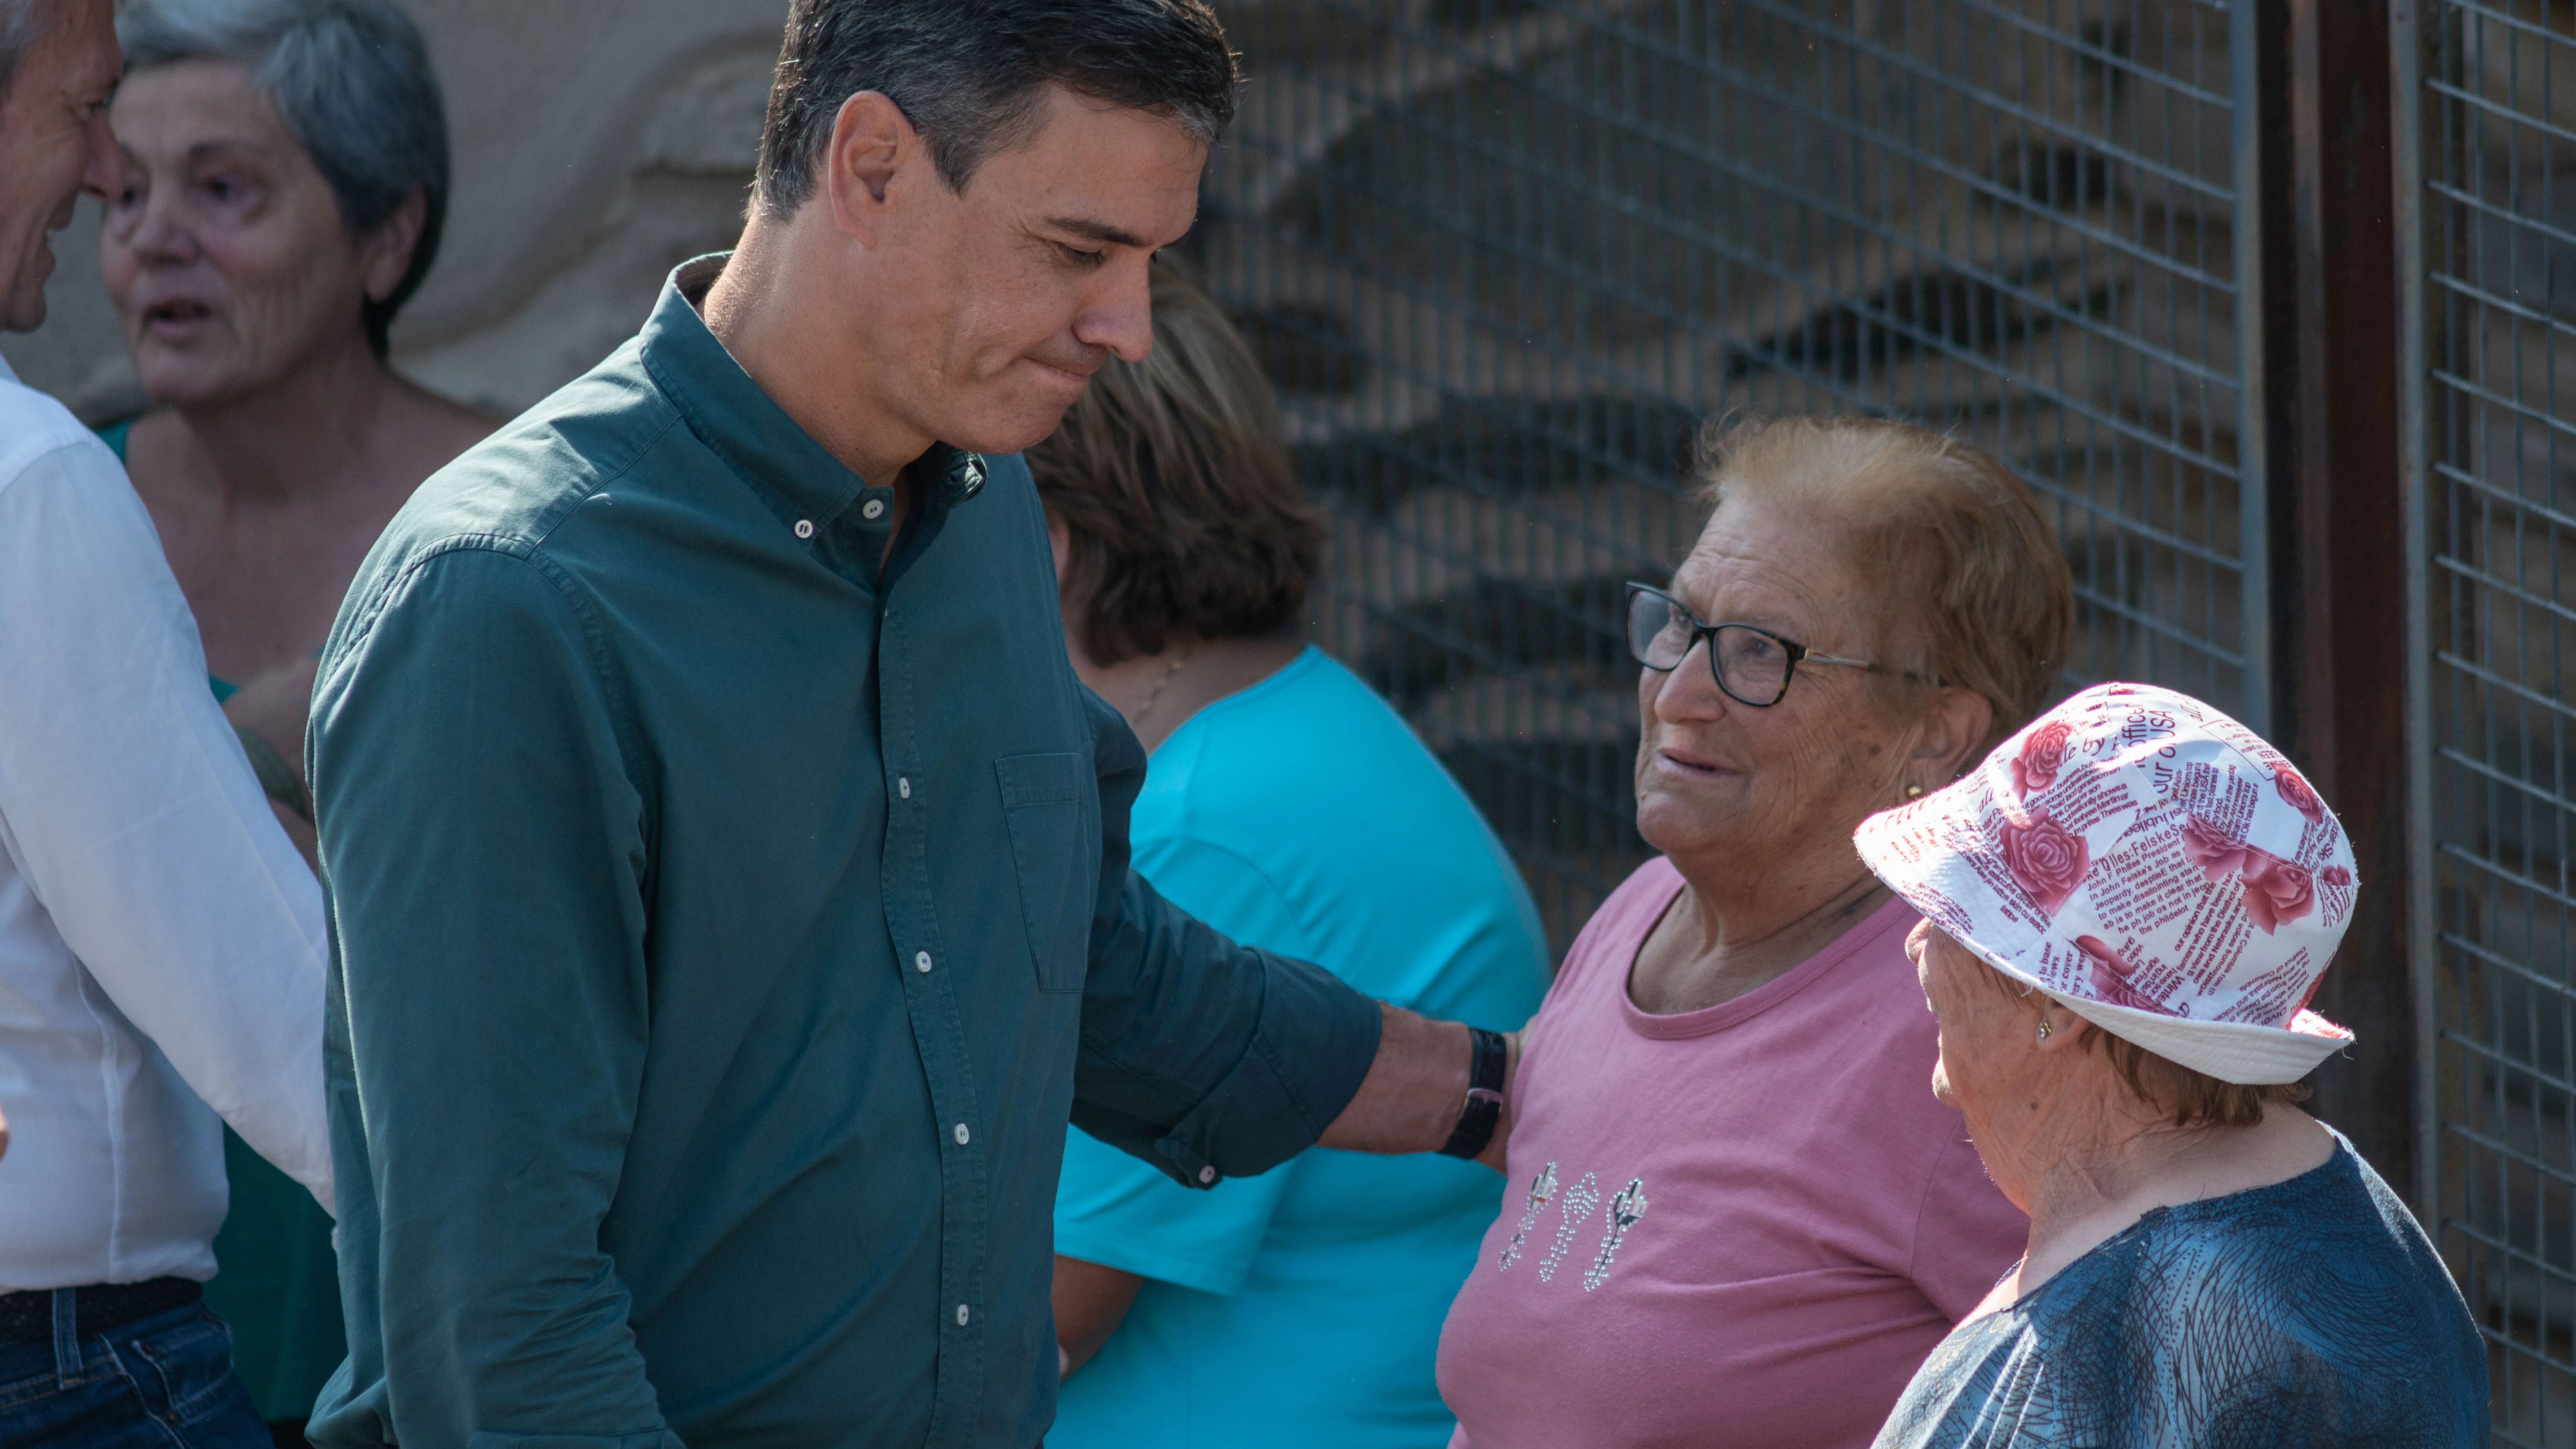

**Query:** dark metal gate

left=1199, top=0, right=2269, bottom=949
left=2403, top=0, right=2576, bottom=1438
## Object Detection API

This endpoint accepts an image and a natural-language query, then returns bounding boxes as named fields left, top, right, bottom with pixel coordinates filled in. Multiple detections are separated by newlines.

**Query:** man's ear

left=824, top=91, right=915, bottom=248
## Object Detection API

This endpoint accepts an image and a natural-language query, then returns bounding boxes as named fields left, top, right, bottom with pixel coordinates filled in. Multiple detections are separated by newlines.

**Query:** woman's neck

left=1627, top=856, right=1891, bottom=1015
left=1984, top=1090, right=2335, bottom=1310
left=166, top=331, right=403, bottom=509
left=1069, top=631, right=1306, bottom=753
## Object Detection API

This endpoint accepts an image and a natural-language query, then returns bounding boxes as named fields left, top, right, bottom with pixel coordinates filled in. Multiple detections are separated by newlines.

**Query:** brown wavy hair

left=1028, top=264, right=1322, bottom=666
left=1694, top=415, right=2076, bottom=756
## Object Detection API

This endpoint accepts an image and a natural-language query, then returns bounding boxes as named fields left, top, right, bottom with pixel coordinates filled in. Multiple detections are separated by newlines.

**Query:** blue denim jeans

left=0, top=1292, right=270, bottom=1448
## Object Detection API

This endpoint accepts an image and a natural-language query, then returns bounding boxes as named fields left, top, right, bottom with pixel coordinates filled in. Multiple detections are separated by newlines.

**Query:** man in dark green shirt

left=306, top=4, right=1513, bottom=1447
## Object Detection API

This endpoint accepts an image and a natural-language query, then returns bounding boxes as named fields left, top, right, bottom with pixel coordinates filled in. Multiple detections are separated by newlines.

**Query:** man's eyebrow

left=1044, top=216, right=1155, bottom=249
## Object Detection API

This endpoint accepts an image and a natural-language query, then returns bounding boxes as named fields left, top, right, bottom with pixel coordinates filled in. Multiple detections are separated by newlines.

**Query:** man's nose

left=79, top=114, right=123, bottom=202
left=1075, top=259, right=1155, bottom=365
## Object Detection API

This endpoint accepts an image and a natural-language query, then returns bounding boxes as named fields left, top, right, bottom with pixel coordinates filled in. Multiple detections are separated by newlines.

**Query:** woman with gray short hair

left=93, top=0, right=486, bottom=1433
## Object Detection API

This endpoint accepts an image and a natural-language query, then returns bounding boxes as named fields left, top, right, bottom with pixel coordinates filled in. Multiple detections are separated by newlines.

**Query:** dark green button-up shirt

left=306, top=258, right=1383, bottom=1449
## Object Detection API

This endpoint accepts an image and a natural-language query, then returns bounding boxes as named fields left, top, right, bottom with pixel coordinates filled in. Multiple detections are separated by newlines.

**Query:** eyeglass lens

left=1626, top=589, right=1792, bottom=705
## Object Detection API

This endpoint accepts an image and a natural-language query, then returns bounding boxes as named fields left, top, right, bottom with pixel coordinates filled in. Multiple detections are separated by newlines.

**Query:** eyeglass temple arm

left=1802, top=651, right=1943, bottom=687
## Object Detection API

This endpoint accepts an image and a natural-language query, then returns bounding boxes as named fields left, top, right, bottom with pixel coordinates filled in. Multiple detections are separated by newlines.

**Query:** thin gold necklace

left=1132, top=643, right=1198, bottom=726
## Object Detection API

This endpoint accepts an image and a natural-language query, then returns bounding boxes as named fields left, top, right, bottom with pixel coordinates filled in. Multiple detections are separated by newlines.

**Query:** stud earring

left=2036, top=1020, right=2053, bottom=1041
left=1905, top=784, right=1926, bottom=799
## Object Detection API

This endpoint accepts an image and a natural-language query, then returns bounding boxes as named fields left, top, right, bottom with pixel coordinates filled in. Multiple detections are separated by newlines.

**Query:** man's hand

left=1317, top=1003, right=1524, bottom=1172
left=223, top=656, right=321, bottom=869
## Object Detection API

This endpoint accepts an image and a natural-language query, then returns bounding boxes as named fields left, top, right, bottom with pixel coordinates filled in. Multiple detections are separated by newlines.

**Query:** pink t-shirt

left=1436, top=858, right=2028, bottom=1449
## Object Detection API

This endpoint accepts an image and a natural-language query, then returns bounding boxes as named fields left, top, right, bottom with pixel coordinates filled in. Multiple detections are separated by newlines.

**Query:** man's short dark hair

left=755, top=0, right=1237, bottom=216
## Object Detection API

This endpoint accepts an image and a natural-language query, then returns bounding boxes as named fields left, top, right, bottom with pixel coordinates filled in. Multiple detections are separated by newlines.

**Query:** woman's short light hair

left=1694, top=416, right=2076, bottom=755
left=118, top=0, right=448, bottom=357
left=1026, top=262, right=1322, bottom=666
left=1957, top=944, right=2308, bottom=1128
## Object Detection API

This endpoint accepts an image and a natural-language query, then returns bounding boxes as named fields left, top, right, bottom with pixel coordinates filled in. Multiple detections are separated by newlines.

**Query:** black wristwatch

left=1438, top=1026, right=1509, bottom=1159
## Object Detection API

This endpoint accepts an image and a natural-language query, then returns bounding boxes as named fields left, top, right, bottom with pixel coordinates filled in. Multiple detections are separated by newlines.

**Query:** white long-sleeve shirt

left=0, top=354, right=332, bottom=1290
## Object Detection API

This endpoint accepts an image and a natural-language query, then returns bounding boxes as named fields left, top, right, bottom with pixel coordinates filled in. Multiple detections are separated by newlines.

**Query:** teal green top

left=305, top=257, right=1383, bottom=1449
left=95, top=413, right=341, bottom=1425
left=1051, top=649, right=1548, bottom=1449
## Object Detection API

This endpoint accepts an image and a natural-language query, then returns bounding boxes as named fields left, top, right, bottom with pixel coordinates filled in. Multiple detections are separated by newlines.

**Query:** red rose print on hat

left=2076, top=934, right=2170, bottom=1015
left=2000, top=810, right=2090, bottom=917
left=2242, top=851, right=2316, bottom=934
left=2320, top=865, right=2352, bottom=887
left=2272, top=762, right=2326, bottom=825
left=2180, top=816, right=2251, bottom=885
left=2012, top=720, right=2075, bottom=798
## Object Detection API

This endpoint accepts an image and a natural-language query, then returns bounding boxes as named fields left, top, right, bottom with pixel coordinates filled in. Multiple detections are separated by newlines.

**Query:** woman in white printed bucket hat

left=1861, top=682, right=2485, bottom=1449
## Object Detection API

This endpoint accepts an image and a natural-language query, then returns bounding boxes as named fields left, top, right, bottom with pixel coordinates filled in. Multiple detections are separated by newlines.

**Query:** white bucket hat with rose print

left=1853, top=681, right=2357, bottom=1085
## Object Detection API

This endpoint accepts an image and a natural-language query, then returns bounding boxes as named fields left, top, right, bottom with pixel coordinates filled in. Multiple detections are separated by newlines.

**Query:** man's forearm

left=1316, top=1003, right=1520, bottom=1171
left=1052, top=1255, right=1145, bottom=1378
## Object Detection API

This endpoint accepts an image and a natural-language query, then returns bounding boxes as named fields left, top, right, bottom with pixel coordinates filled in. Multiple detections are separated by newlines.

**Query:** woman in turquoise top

left=1035, top=266, right=1551, bottom=1449
left=96, top=3, right=488, bottom=1434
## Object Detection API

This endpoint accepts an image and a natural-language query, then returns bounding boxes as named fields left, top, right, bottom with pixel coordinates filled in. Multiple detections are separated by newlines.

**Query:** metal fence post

left=2234, top=0, right=2274, bottom=742
left=2389, top=0, right=2440, bottom=1239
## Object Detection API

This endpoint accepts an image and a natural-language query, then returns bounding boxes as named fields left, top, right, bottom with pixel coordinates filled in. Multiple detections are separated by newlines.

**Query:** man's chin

left=0, top=249, right=55, bottom=334
left=951, top=397, right=1085, bottom=459
left=0, top=287, right=49, bottom=336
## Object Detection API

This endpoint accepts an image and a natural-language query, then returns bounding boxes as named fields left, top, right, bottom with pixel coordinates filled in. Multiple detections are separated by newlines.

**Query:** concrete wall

left=2, top=0, right=794, bottom=422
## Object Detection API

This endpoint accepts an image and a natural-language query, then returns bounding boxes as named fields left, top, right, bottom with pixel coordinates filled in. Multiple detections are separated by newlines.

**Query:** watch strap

left=1438, top=1026, right=1509, bottom=1160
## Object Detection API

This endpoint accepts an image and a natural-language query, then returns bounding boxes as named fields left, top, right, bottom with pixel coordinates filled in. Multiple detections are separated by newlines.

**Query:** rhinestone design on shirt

left=1498, top=1161, right=1559, bottom=1271
left=1536, top=1172, right=1601, bottom=1283
left=1586, top=1178, right=1649, bottom=1291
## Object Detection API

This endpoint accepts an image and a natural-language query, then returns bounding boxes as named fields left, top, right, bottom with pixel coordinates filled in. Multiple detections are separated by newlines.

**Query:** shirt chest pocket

left=995, top=752, right=1093, bottom=994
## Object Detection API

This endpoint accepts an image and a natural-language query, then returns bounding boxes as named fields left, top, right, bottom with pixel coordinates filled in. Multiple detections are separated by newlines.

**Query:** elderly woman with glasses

left=1858, top=683, right=2485, bottom=1447
left=1437, top=418, right=2066, bottom=1449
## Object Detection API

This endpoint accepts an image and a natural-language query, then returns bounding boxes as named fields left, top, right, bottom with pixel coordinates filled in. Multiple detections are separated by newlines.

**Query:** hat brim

left=1861, top=857, right=2353, bottom=1086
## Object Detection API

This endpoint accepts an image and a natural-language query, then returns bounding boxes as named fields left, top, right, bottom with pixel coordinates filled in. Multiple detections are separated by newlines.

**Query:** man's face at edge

left=850, top=84, right=1207, bottom=460
left=0, top=0, right=122, bottom=333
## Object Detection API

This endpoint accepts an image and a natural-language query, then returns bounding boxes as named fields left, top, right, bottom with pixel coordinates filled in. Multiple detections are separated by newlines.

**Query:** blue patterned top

left=1875, top=1133, right=2487, bottom=1449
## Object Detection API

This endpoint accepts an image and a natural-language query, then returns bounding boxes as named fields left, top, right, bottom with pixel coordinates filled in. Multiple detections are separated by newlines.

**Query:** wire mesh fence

left=2419, top=0, right=2576, bottom=1440
left=1196, top=0, right=2264, bottom=950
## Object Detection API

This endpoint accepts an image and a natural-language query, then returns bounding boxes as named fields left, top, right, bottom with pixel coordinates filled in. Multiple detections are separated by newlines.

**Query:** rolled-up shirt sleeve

left=1067, top=688, right=1382, bottom=1187
left=311, top=543, right=677, bottom=1449
left=0, top=437, right=332, bottom=1211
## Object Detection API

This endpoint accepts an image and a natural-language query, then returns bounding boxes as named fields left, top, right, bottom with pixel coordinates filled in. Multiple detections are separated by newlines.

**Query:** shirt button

left=899, top=777, right=911, bottom=799
left=862, top=498, right=887, bottom=520
left=954, top=1122, right=970, bottom=1145
left=1198, top=1166, right=1218, bottom=1185
left=956, top=1304, right=971, bottom=1327
left=793, top=519, right=815, bottom=539
left=915, top=951, right=933, bottom=973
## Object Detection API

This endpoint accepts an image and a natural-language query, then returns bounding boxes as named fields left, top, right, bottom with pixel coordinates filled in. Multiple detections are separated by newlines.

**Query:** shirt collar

left=639, top=254, right=988, bottom=530
left=0, top=352, right=20, bottom=387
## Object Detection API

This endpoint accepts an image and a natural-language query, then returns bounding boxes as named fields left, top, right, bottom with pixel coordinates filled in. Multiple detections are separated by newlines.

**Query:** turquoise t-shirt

left=1050, top=647, right=1550, bottom=1449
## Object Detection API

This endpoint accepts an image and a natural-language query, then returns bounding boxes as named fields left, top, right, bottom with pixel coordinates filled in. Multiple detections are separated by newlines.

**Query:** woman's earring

left=1905, top=783, right=1926, bottom=799
left=2036, top=1019, right=2053, bottom=1041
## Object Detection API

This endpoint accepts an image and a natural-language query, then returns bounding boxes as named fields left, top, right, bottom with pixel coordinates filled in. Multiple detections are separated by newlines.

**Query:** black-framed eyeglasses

left=1624, top=582, right=1887, bottom=708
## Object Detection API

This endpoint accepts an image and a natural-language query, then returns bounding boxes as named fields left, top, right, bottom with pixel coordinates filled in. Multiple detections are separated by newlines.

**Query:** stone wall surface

left=1, top=0, right=793, bottom=422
